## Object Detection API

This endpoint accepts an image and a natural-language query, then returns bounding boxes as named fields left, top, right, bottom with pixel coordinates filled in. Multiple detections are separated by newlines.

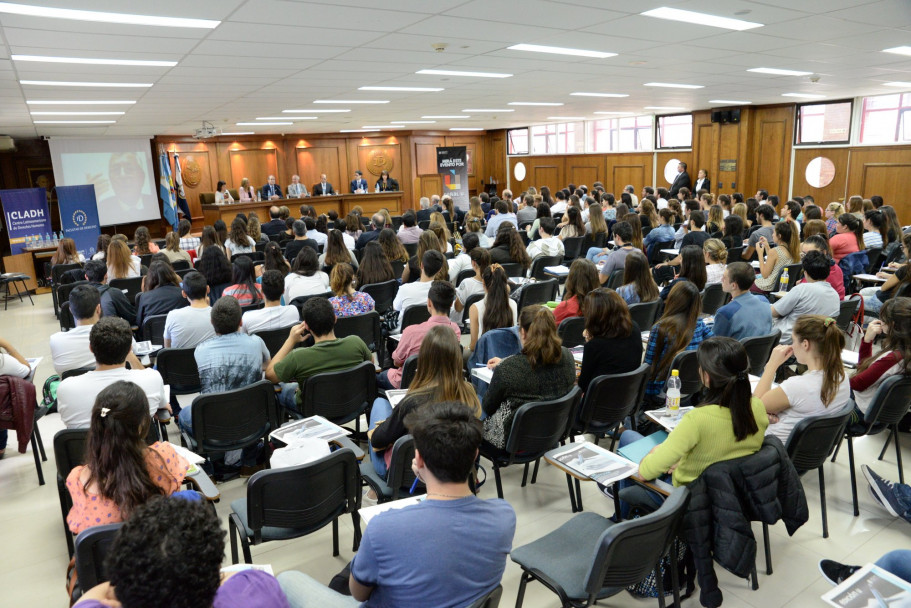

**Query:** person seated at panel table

left=261, top=175, right=283, bottom=201
left=214, top=180, right=234, bottom=204
left=350, top=170, right=369, bottom=194
left=312, top=173, right=336, bottom=196
left=286, top=174, right=309, bottom=199
left=237, top=177, right=256, bottom=201
left=375, top=169, right=399, bottom=192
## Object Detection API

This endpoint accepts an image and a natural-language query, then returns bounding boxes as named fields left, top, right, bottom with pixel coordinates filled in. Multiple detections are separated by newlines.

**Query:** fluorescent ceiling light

left=362, top=125, right=404, bottom=129
left=884, top=82, right=911, bottom=87
left=422, top=115, right=469, bottom=119
left=416, top=69, right=512, bottom=78
left=27, top=100, right=135, bottom=105
left=594, top=111, right=635, bottom=115
left=571, top=92, right=628, bottom=98
left=314, top=99, right=389, bottom=104
left=221, top=132, right=254, bottom=136
left=883, top=46, right=911, bottom=56
left=283, top=109, right=350, bottom=113
left=256, top=116, right=317, bottom=120
left=340, top=129, right=380, bottom=133
left=236, top=122, right=291, bottom=126
left=644, top=82, right=703, bottom=89
left=390, top=120, right=435, bottom=124
left=30, top=111, right=124, bottom=116
left=358, top=86, right=443, bottom=92
left=641, top=7, right=762, bottom=31
left=13, top=54, right=176, bottom=67
left=547, top=116, right=585, bottom=120
left=33, top=120, right=116, bottom=124
left=645, top=106, right=685, bottom=110
left=463, top=108, right=514, bottom=112
left=748, top=67, right=812, bottom=76
left=782, top=93, right=825, bottom=99
left=509, top=101, right=564, bottom=107
left=709, top=99, right=752, bottom=104
left=450, top=127, right=483, bottom=131
left=20, top=80, right=152, bottom=87
left=506, top=43, right=616, bottom=59
left=0, top=2, right=219, bottom=27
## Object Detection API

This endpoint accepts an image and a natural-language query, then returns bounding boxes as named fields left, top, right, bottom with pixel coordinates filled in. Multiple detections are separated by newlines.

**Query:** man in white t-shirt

left=242, top=270, right=301, bottom=335
left=526, top=217, right=564, bottom=261
left=549, top=191, right=568, bottom=216
left=392, top=250, right=443, bottom=332
left=57, top=317, right=168, bottom=429
left=163, top=271, right=216, bottom=349
left=50, top=284, right=144, bottom=374
left=771, top=251, right=840, bottom=344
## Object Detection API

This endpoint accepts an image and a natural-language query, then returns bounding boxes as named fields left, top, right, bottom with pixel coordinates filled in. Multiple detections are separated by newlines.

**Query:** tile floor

left=1, top=292, right=909, bottom=607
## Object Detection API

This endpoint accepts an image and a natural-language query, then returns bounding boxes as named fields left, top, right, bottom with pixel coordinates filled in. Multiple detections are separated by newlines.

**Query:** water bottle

left=779, top=267, right=789, bottom=292
left=44, top=232, right=51, bottom=246
left=666, top=369, right=681, bottom=414
left=54, top=231, right=60, bottom=244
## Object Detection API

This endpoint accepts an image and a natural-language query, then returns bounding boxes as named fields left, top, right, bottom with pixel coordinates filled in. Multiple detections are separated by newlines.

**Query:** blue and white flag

left=173, top=151, right=191, bottom=220
left=159, top=152, right=178, bottom=229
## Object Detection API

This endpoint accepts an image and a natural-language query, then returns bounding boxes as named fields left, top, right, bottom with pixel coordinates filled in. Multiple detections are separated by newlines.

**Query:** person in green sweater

left=613, top=337, right=769, bottom=516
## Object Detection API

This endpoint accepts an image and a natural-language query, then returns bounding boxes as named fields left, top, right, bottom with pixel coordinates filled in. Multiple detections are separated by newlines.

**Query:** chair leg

left=229, top=517, right=239, bottom=564
left=30, top=431, right=44, bottom=486
left=332, top=517, right=339, bottom=557
left=655, top=557, right=666, bottom=608
left=819, top=467, right=829, bottom=539
left=831, top=436, right=843, bottom=463
left=351, top=512, right=361, bottom=551
left=493, top=465, right=504, bottom=499
left=521, top=462, right=529, bottom=487
left=574, top=478, right=583, bottom=512
left=669, top=539, right=681, bottom=608
left=879, top=427, right=894, bottom=461
left=895, top=425, right=904, bottom=485
left=33, top=423, right=47, bottom=461
left=565, top=473, right=578, bottom=512
left=514, top=571, right=529, bottom=608
left=530, top=458, right=540, bottom=484
left=762, top=523, right=772, bottom=575
left=848, top=436, right=859, bottom=516
left=750, top=565, right=759, bottom=590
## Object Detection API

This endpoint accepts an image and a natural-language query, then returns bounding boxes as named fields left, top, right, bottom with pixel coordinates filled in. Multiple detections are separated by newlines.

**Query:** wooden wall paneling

left=168, top=142, right=215, bottom=220
left=607, top=154, right=652, bottom=195
left=507, top=156, right=530, bottom=193
left=415, top=142, right=441, bottom=176
left=354, top=141, right=402, bottom=192
left=847, top=147, right=911, bottom=222
left=415, top=175, right=443, bottom=200
left=748, top=106, right=793, bottom=199
left=295, top=145, right=343, bottom=193
left=656, top=151, right=693, bottom=189
left=716, top=122, right=741, bottom=195
left=445, top=136, right=482, bottom=195
left=533, top=163, right=561, bottom=193
left=485, top=130, right=507, bottom=191
left=565, top=155, right=604, bottom=191
left=792, top=147, right=849, bottom=204
left=228, top=148, right=279, bottom=193
left=411, top=136, right=445, bottom=207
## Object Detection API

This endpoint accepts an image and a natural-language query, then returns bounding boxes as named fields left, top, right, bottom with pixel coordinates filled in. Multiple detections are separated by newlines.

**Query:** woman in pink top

left=237, top=177, right=255, bottom=201
left=830, top=213, right=864, bottom=262
left=66, top=381, right=188, bottom=535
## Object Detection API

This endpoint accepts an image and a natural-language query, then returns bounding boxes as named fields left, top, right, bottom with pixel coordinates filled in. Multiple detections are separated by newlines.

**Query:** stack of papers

left=360, top=495, right=424, bottom=525
left=272, top=415, right=350, bottom=445
left=645, top=408, right=694, bottom=432
left=544, top=265, right=570, bottom=276
left=551, top=442, right=638, bottom=485
left=168, top=442, right=205, bottom=465
left=133, top=341, right=162, bottom=356
left=821, top=563, right=911, bottom=607
left=471, top=366, right=494, bottom=384
left=570, top=346, right=584, bottom=364
left=384, top=389, right=408, bottom=408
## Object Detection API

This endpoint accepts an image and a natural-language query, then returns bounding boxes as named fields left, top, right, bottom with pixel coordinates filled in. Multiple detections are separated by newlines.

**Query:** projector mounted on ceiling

left=193, top=121, right=219, bottom=140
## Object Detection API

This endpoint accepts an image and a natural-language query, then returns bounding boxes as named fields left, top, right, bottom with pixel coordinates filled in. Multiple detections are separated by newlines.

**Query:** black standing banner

left=436, top=146, right=469, bottom=211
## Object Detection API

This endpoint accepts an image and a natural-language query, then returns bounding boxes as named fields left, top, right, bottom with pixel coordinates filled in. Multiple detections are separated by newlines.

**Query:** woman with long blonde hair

left=402, top=230, right=449, bottom=283
left=106, top=239, right=141, bottom=282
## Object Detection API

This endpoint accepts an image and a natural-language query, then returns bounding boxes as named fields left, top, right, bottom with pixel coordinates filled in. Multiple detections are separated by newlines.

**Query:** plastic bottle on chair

left=779, top=268, right=789, bottom=292
left=666, top=370, right=681, bottom=416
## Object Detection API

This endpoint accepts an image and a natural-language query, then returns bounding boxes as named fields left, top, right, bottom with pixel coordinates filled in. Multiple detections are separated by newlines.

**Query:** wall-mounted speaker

left=711, top=111, right=721, bottom=123
left=730, top=109, right=741, bottom=124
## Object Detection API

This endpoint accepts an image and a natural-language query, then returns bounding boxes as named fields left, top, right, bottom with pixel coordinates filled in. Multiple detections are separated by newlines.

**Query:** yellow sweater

left=639, top=398, right=769, bottom=486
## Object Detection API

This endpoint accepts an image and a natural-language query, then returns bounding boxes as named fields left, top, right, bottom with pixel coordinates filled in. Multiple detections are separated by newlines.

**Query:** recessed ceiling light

left=221, top=132, right=254, bottom=136
left=884, top=82, right=911, bottom=87
left=30, top=111, right=124, bottom=116
left=508, top=102, right=564, bottom=106
left=340, top=129, right=381, bottom=133
left=547, top=116, right=585, bottom=120
left=883, top=46, right=911, bottom=56
left=450, top=127, right=484, bottom=131
left=781, top=93, right=825, bottom=99
left=748, top=67, right=812, bottom=76
left=645, top=106, right=685, bottom=110
left=27, top=100, right=136, bottom=105
left=594, top=111, right=636, bottom=115
left=283, top=109, right=350, bottom=113
left=0, top=2, right=219, bottom=27
left=358, top=86, right=443, bottom=92
left=462, top=108, right=514, bottom=112
left=236, top=122, right=292, bottom=126
left=422, top=115, right=470, bottom=119
left=362, top=125, right=404, bottom=129
left=506, top=43, right=616, bottom=59
left=644, top=82, right=703, bottom=89
left=708, top=99, right=752, bottom=104
left=256, top=116, right=317, bottom=120
left=417, top=69, right=512, bottom=78
left=570, top=92, right=629, bottom=98
left=314, top=99, right=389, bottom=104
left=33, top=120, right=116, bottom=124
left=390, top=120, right=436, bottom=124
left=640, top=7, right=763, bottom=31
left=20, top=80, right=153, bottom=87
left=13, top=54, right=176, bottom=67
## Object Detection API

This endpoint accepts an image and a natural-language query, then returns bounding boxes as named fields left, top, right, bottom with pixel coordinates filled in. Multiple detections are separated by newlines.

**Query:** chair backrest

left=562, top=236, right=584, bottom=262
left=246, top=449, right=359, bottom=543
left=109, top=277, right=143, bottom=304
left=455, top=268, right=475, bottom=286
left=649, top=240, right=676, bottom=265
left=864, top=374, right=911, bottom=428
left=530, top=256, right=563, bottom=281
left=57, top=280, right=89, bottom=306
left=779, top=263, right=803, bottom=291
left=399, top=354, right=419, bottom=390
left=252, top=324, right=298, bottom=358
left=139, top=253, right=154, bottom=268
left=59, top=301, right=76, bottom=332
left=557, top=316, right=586, bottom=348
left=461, top=293, right=485, bottom=327
left=61, top=365, right=95, bottom=380
left=466, top=584, right=503, bottom=608
left=171, top=259, right=190, bottom=271
left=334, top=311, right=381, bottom=352
left=385, top=434, right=421, bottom=500
left=666, top=350, right=702, bottom=397
left=580, top=232, right=606, bottom=253
left=232, top=251, right=265, bottom=264
left=785, top=400, right=855, bottom=470
left=141, top=314, right=168, bottom=344
left=727, top=246, right=745, bottom=264
left=403, top=242, right=418, bottom=257
left=300, top=362, right=377, bottom=424
left=505, top=387, right=581, bottom=460
left=52, top=262, right=84, bottom=285
left=628, top=300, right=660, bottom=330
left=517, top=279, right=559, bottom=310
left=401, top=304, right=431, bottom=332
left=360, top=280, right=399, bottom=314
left=500, top=262, right=524, bottom=278
left=739, top=330, right=782, bottom=376
left=585, top=488, right=690, bottom=597
left=390, top=259, right=406, bottom=280
left=155, top=348, right=201, bottom=394
left=865, top=247, right=883, bottom=273
left=701, top=283, right=727, bottom=314
left=576, top=364, right=650, bottom=433
left=240, top=302, right=265, bottom=315
left=74, top=522, right=123, bottom=590
left=54, top=428, right=89, bottom=479
left=175, top=267, right=193, bottom=279
left=606, top=268, right=624, bottom=290
left=191, top=380, right=277, bottom=456
left=835, top=298, right=860, bottom=332
left=289, top=292, right=332, bottom=316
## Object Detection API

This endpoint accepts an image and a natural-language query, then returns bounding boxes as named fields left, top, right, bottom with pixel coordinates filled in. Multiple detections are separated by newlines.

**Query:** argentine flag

left=159, top=153, right=178, bottom=229
left=172, top=152, right=191, bottom=220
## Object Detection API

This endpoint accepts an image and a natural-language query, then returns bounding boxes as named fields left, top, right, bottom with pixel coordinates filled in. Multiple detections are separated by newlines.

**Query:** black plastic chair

left=171, top=259, right=191, bottom=271
left=399, top=354, right=419, bottom=390
left=175, top=267, right=193, bottom=279
left=785, top=401, right=854, bottom=538
left=240, top=301, right=265, bottom=315
left=155, top=348, right=201, bottom=409
left=232, top=251, right=265, bottom=263
left=557, top=316, right=586, bottom=348
left=517, top=279, right=559, bottom=310
left=51, top=262, right=84, bottom=317
left=54, top=428, right=89, bottom=557
left=455, top=268, right=475, bottom=286
left=289, top=292, right=331, bottom=316
left=360, top=280, right=399, bottom=316
left=74, top=522, right=122, bottom=591
left=109, top=277, right=143, bottom=305
left=400, top=304, right=431, bottom=332
left=461, top=293, right=485, bottom=331
left=562, top=237, right=584, bottom=263
left=530, top=256, right=563, bottom=281
left=403, top=242, right=418, bottom=257
left=605, top=268, right=624, bottom=290
left=466, top=584, right=503, bottom=608
left=359, top=434, right=422, bottom=503
left=778, top=263, right=803, bottom=292
left=56, top=280, right=89, bottom=326
left=628, top=300, right=660, bottom=331
left=834, top=298, right=860, bottom=332
left=480, top=387, right=582, bottom=499
left=252, top=324, right=298, bottom=358
left=390, top=260, right=406, bottom=279
left=831, top=375, right=911, bottom=516
left=299, top=362, right=377, bottom=435
left=335, top=311, right=383, bottom=360
left=229, top=448, right=361, bottom=563
left=511, top=488, right=690, bottom=608
left=500, top=262, right=524, bottom=278
left=665, top=350, right=702, bottom=401
left=701, top=283, right=727, bottom=315
left=865, top=247, right=883, bottom=273
left=727, top=246, right=745, bottom=264
left=58, top=301, right=76, bottom=332
left=739, top=330, right=782, bottom=376
left=140, top=314, right=168, bottom=344
left=649, top=239, right=676, bottom=265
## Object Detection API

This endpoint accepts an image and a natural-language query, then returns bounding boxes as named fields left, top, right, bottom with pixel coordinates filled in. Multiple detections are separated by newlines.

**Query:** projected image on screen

left=50, top=138, right=161, bottom=227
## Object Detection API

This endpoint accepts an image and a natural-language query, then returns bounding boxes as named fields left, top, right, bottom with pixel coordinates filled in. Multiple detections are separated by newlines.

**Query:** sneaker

left=868, top=484, right=885, bottom=509
left=818, top=559, right=860, bottom=586
left=599, top=484, right=614, bottom=501
left=862, top=465, right=902, bottom=517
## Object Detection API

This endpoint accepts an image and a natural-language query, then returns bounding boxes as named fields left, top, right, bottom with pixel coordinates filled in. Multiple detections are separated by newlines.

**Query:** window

left=860, top=93, right=911, bottom=144
left=507, top=128, right=528, bottom=155
left=530, top=122, right=583, bottom=154
left=796, top=100, right=852, bottom=144
left=587, top=116, right=653, bottom=152
left=656, top=114, right=692, bottom=149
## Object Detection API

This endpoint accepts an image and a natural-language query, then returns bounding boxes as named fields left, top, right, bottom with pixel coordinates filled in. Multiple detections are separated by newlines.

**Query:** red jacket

left=0, top=376, right=36, bottom=453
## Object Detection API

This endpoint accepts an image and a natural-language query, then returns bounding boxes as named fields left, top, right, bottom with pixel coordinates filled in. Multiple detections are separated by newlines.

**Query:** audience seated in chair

left=771, top=251, right=840, bottom=345
left=713, top=262, right=773, bottom=340
left=850, top=297, right=911, bottom=418
left=242, top=269, right=300, bottom=334
left=577, top=288, right=643, bottom=393
left=83, top=260, right=136, bottom=326
left=392, top=249, right=445, bottom=333
left=135, top=261, right=187, bottom=330
left=163, top=271, right=215, bottom=349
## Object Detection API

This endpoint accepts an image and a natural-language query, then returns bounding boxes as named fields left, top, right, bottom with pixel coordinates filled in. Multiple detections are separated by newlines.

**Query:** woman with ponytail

left=614, top=337, right=767, bottom=515
left=468, top=263, right=517, bottom=352
left=754, top=315, right=850, bottom=443
left=66, top=381, right=189, bottom=534
left=482, top=306, right=576, bottom=449
left=830, top=213, right=865, bottom=262
left=752, top=220, right=800, bottom=294
left=851, top=297, right=911, bottom=416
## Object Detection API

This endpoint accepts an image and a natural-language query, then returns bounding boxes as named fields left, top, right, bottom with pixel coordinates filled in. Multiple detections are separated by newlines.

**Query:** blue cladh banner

left=57, top=185, right=101, bottom=259
left=0, top=187, right=52, bottom=254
